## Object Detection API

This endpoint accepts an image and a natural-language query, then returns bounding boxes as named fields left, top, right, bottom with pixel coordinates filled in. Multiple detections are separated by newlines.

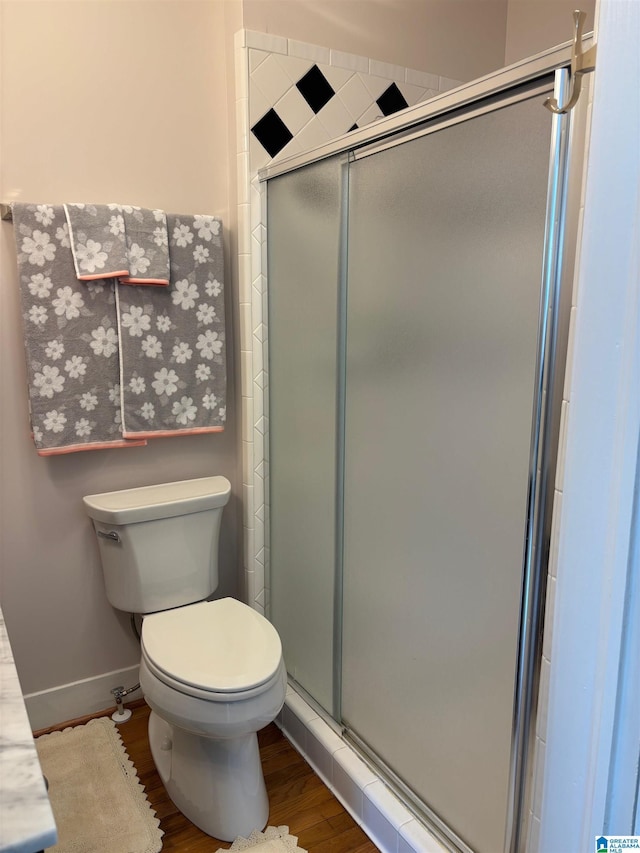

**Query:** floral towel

left=64, top=204, right=170, bottom=286
left=119, top=207, right=170, bottom=286
left=115, top=212, right=226, bottom=438
left=12, top=203, right=147, bottom=455
left=64, top=203, right=130, bottom=281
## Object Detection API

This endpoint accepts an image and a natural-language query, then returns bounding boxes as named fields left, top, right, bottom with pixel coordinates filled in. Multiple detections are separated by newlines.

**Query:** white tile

left=363, top=781, right=406, bottom=852
left=272, top=135, right=304, bottom=162
left=254, top=559, right=265, bottom=594
left=563, top=306, right=577, bottom=402
left=399, top=819, right=447, bottom=853
left=358, top=103, right=385, bottom=128
left=246, top=30, right=288, bottom=55
left=238, top=254, right=251, bottom=303
left=334, top=746, right=377, bottom=789
left=536, top=656, right=551, bottom=741
left=249, top=48, right=269, bottom=74
left=365, top=780, right=412, bottom=831
left=241, top=394, right=254, bottom=440
left=332, top=751, right=365, bottom=821
left=274, top=87, right=315, bottom=135
left=242, top=439, right=254, bottom=487
left=336, top=74, right=374, bottom=121
left=532, top=738, right=546, bottom=819
left=305, top=717, right=343, bottom=784
left=250, top=185, right=262, bottom=233
left=418, top=89, right=441, bottom=104
left=245, top=568, right=255, bottom=604
left=330, top=48, right=368, bottom=73
left=317, top=96, right=354, bottom=138
left=321, top=63, right=354, bottom=92
left=285, top=690, right=319, bottom=724
left=572, top=205, right=586, bottom=309
left=234, top=29, right=246, bottom=50
left=295, top=118, right=332, bottom=154
left=288, top=38, right=330, bottom=65
left=235, top=49, right=249, bottom=102
left=251, top=54, right=293, bottom=107
left=398, top=82, right=427, bottom=108
left=239, top=299, right=252, bottom=343
left=405, top=68, right=440, bottom=90
left=282, top=704, right=309, bottom=753
left=236, top=96, right=249, bottom=153
left=555, top=400, right=570, bottom=491
left=369, top=58, right=406, bottom=81
left=439, top=75, right=463, bottom=92
left=249, top=84, right=270, bottom=126
left=274, top=53, right=314, bottom=84
left=548, top=490, right=563, bottom=580
left=528, top=815, right=541, bottom=852
left=308, top=716, right=344, bottom=754
left=243, top=524, right=254, bottom=561
left=240, top=349, right=253, bottom=397
left=360, top=73, right=395, bottom=100
left=237, top=152, right=250, bottom=205
left=543, top=575, right=557, bottom=661
left=249, top=135, right=270, bottom=175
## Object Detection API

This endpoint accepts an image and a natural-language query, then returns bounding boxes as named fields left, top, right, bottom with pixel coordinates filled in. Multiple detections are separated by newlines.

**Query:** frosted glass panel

left=267, top=157, right=342, bottom=713
left=341, top=96, right=552, bottom=853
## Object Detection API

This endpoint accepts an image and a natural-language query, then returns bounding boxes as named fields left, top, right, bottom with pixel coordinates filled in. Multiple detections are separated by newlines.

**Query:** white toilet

left=83, top=476, right=286, bottom=842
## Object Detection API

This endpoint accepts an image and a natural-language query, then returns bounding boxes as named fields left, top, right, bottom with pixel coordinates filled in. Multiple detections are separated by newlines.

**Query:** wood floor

left=37, top=701, right=379, bottom=852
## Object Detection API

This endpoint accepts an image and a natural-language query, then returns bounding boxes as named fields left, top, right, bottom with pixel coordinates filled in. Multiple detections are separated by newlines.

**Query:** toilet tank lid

left=83, top=476, right=231, bottom=524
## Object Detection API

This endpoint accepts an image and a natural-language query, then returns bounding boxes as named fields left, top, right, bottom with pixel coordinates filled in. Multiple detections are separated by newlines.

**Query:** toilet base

left=148, top=710, right=269, bottom=842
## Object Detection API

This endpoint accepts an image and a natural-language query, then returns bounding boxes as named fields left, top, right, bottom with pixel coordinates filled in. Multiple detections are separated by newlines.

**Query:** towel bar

left=1, top=204, right=12, bottom=222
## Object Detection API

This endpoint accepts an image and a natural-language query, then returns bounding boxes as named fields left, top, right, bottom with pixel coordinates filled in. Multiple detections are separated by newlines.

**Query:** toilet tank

left=83, top=476, right=231, bottom=614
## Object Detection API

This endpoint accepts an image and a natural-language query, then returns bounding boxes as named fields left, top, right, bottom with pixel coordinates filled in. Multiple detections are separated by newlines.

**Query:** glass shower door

left=267, top=155, right=343, bottom=715
left=341, top=94, right=554, bottom=853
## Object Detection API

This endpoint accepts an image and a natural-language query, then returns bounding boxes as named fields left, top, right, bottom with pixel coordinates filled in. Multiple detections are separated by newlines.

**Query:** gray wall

left=0, top=0, right=242, bottom=696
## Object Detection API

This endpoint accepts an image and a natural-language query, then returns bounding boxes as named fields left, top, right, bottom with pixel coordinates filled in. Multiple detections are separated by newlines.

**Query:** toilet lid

left=142, top=598, right=282, bottom=693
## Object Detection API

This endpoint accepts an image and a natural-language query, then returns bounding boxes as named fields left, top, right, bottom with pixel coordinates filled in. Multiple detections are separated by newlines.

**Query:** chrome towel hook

left=544, top=9, right=597, bottom=115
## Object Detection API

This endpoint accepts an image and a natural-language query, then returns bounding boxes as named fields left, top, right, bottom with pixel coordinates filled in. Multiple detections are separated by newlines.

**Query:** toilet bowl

left=140, top=598, right=286, bottom=841
left=83, top=477, right=286, bottom=842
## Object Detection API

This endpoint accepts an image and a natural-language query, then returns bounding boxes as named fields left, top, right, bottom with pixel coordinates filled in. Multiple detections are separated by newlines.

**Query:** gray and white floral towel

left=64, top=203, right=129, bottom=281
left=12, top=203, right=147, bottom=455
left=64, top=204, right=170, bottom=286
left=119, top=207, right=170, bottom=286
left=116, top=213, right=226, bottom=437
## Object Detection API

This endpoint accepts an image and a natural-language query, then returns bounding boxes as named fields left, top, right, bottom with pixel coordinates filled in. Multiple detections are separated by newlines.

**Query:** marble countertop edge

left=0, top=609, right=58, bottom=853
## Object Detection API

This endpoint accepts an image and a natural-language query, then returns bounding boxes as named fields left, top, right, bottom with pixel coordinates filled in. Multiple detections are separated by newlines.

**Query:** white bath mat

left=36, top=717, right=163, bottom=853
left=225, top=825, right=307, bottom=852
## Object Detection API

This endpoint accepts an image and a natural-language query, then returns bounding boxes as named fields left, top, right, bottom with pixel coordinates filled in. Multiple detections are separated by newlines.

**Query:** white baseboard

left=24, top=664, right=141, bottom=731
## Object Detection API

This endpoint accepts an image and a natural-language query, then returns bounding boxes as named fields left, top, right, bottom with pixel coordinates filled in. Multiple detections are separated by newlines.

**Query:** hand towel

left=115, top=213, right=226, bottom=438
left=118, top=206, right=170, bottom=286
left=64, top=203, right=130, bottom=281
left=12, top=203, right=147, bottom=455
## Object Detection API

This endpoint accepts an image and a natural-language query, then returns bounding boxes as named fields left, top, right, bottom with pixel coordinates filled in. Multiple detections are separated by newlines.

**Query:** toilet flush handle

left=97, top=529, right=121, bottom=543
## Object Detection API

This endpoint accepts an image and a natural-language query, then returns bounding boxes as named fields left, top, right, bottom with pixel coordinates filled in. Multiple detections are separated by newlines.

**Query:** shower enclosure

left=264, top=46, right=587, bottom=853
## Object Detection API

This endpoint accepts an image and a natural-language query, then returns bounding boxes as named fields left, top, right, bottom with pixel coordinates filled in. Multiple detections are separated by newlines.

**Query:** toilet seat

left=141, top=598, right=283, bottom=699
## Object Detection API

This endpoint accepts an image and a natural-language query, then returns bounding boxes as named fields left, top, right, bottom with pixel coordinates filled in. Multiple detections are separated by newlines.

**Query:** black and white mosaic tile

left=248, top=45, right=463, bottom=170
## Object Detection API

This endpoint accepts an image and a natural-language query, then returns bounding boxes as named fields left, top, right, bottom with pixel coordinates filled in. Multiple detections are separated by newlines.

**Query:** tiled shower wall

left=235, top=28, right=463, bottom=613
